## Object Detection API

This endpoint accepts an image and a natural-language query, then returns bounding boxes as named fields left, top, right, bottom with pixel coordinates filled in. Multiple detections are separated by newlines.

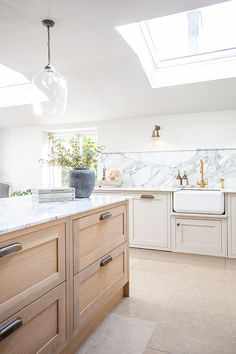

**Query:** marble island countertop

left=0, top=195, right=129, bottom=235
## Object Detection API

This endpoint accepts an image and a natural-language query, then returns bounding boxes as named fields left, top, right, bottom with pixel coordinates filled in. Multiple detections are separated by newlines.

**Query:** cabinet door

left=131, top=194, right=169, bottom=250
left=74, top=243, right=128, bottom=332
left=228, top=195, right=236, bottom=258
left=0, top=283, right=66, bottom=354
left=173, top=218, right=226, bottom=256
left=0, top=223, right=66, bottom=322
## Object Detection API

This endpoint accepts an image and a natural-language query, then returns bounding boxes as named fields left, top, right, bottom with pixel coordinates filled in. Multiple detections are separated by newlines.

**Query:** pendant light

left=32, top=19, right=67, bottom=118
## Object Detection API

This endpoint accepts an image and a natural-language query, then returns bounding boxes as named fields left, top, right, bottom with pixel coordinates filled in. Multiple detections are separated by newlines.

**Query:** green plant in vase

left=39, top=136, right=104, bottom=198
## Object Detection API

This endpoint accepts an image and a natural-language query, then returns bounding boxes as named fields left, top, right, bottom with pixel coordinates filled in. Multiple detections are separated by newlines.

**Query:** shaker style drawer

left=0, top=283, right=66, bottom=354
left=74, top=243, right=128, bottom=331
left=73, top=204, right=127, bottom=273
left=0, top=223, right=66, bottom=322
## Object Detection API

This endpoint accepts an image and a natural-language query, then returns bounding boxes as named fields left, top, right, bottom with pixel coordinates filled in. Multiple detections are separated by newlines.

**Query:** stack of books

left=31, top=187, right=75, bottom=203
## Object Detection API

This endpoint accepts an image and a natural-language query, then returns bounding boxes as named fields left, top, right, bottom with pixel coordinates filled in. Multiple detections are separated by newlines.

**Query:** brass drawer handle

left=0, top=242, right=22, bottom=258
left=0, top=318, right=23, bottom=342
left=100, top=255, right=112, bottom=267
left=100, top=212, right=112, bottom=220
left=140, top=195, right=154, bottom=199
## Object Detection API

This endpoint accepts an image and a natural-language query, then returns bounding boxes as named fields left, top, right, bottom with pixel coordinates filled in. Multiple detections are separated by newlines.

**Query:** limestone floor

left=76, top=249, right=236, bottom=354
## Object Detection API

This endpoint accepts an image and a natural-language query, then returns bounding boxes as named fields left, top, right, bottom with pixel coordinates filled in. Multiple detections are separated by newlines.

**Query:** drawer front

left=0, top=283, right=66, bottom=354
left=174, top=218, right=226, bottom=256
left=74, top=243, right=128, bottom=331
left=0, top=223, right=66, bottom=322
left=74, top=204, right=127, bottom=272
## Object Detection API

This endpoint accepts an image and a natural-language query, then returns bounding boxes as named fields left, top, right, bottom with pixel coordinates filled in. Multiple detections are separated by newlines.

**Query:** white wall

left=0, top=110, right=236, bottom=190
left=0, top=127, right=47, bottom=190
left=98, top=110, right=236, bottom=152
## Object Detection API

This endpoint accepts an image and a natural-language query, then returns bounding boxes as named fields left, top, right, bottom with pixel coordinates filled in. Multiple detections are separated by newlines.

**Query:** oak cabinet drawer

left=0, top=223, right=66, bottom=322
left=73, top=204, right=127, bottom=272
left=0, top=283, right=66, bottom=354
left=74, top=243, right=128, bottom=331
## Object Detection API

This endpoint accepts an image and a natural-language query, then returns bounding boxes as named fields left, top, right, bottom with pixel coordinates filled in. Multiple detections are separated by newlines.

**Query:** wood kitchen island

left=0, top=195, right=129, bottom=353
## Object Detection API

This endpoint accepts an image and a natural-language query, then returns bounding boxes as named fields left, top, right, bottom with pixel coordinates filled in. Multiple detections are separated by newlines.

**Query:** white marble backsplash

left=100, top=149, right=236, bottom=188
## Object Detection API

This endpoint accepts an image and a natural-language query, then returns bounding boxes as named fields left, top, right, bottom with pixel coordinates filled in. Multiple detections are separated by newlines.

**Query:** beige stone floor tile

left=114, top=268, right=236, bottom=322
left=130, top=248, right=225, bottom=269
left=76, top=313, right=156, bottom=354
left=226, top=258, right=236, bottom=270
left=148, top=310, right=236, bottom=354
left=143, top=347, right=172, bottom=354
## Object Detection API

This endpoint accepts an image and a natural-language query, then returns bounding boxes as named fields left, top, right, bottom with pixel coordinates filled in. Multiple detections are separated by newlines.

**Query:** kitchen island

left=0, top=195, right=129, bottom=353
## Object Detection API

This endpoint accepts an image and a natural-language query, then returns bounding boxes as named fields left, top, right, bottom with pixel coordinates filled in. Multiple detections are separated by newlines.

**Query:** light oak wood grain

left=74, top=204, right=127, bottom=272
left=0, top=223, right=66, bottom=322
left=0, top=283, right=66, bottom=354
left=74, top=243, right=128, bottom=332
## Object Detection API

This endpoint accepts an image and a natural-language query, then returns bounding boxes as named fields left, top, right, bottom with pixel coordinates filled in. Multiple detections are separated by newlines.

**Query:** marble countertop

left=0, top=195, right=128, bottom=235
left=94, top=186, right=236, bottom=193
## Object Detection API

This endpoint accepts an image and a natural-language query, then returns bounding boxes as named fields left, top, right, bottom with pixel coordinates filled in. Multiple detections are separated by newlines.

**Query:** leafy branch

left=39, top=136, right=104, bottom=170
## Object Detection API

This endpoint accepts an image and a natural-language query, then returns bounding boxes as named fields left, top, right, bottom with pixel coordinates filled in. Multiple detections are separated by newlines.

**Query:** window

left=46, top=128, right=98, bottom=187
left=116, top=0, right=236, bottom=87
left=0, top=64, right=47, bottom=108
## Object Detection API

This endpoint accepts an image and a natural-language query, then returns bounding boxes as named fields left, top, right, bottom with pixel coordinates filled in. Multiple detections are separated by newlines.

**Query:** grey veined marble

left=0, top=195, right=128, bottom=235
left=100, top=149, right=236, bottom=188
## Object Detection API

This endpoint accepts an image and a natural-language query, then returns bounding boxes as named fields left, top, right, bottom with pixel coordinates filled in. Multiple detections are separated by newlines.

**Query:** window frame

left=46, top=129, right=98, bottom=187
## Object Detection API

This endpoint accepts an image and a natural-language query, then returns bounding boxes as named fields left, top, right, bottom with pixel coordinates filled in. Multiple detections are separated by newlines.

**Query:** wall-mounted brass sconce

left=152, top=125, right=160, bottom=138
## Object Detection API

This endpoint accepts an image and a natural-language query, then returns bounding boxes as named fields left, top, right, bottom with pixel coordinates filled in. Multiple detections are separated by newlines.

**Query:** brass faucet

left=197, top=159, right=208, bottom=188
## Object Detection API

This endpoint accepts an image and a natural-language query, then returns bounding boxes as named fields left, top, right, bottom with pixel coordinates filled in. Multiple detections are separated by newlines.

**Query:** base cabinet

left=0, top=200, right=129, bottom=354
left=172, top=218, right=227, bottom=257
left=228, top=194, right=236, bottom=258
left=130, top=193, right=170, bottom=250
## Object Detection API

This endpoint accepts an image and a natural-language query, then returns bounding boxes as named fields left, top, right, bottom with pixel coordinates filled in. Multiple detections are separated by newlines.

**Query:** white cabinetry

left=171, top=217, right=227, bottom=257
left=228, top=194, right=236, bottom=258
left=129, top=193, right=170, bottom=250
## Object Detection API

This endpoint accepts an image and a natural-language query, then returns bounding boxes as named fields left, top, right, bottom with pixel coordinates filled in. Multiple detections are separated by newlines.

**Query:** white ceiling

left=0, top=0, right=234, bottom=128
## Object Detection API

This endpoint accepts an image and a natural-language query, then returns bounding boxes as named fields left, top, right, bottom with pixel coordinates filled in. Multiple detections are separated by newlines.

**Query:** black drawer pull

left=100, top=212, right=112, bottom=220
left=177, top=223, right=180, bottom=226
left=100, top=256, right=112, bottom=267
left=0, top=242, right=22, bottom=258
left=140, top=195, right=154, bottom=199
left=0, top=318, right=23, bottom=342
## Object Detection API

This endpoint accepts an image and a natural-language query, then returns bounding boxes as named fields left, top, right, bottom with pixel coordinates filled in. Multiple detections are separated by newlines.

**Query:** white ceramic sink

left=173, top=190, right=224, bottom=214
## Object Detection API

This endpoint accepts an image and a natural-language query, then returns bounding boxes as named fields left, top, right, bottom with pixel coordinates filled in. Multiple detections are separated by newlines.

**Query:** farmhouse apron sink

left=173, top=190, right=224, bottom=215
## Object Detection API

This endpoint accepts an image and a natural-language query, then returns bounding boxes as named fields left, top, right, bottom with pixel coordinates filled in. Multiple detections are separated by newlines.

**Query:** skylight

left=116, top=1, right=236, bottom=87
left=0, top=64, right=47, bottom=108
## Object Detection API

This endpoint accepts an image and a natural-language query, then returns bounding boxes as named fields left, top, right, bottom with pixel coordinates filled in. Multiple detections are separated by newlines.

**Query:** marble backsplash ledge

left=99, top=149, right=236, bottom=188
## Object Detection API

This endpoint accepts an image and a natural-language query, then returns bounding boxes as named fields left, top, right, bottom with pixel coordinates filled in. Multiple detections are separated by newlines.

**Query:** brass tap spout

left=197, top=159, right=208, bottom=188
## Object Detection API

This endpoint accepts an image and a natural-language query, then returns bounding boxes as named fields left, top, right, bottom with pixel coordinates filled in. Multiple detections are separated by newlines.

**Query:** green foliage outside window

left=39, top=135, right=103, bottom=187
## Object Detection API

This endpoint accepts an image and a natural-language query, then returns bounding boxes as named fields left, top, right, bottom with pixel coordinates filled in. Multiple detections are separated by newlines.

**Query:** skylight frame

left=116, top=0, right=236, bottom=88
left=140, top=20, right=236, bottom=70
left=0, top=64, right=48, bottom=109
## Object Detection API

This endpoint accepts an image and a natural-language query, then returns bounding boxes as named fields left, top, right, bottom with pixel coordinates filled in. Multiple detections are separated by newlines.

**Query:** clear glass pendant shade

left=32, top=67, right=67, bottom=118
